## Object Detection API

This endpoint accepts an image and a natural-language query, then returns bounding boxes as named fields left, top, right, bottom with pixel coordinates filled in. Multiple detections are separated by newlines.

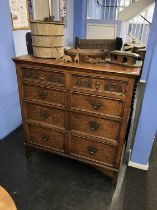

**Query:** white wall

left=53, top=0, right=74, bottom=47
left=64, top=0, right=74, bottom=47
left=13, top=30, right=30, bottom=56
left=33, top=0, right=49, bottom=20
left=86, top=24, right=117, bottom=39
left=53, top=0, right=60, bottom=20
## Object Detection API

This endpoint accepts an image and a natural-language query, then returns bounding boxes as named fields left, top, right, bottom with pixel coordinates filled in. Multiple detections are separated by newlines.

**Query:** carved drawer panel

left=27, top=125, right=64, bottom=152
left=71, top=135, right=117, bottom=166
left=71, top=113, right=120, bottom=141
left=23, top=84, right=65, bottom=106
left=72, top=74, right=127, bottom=96
left=26, top=103, right=65, bottom=128
left=72, top=93, right=124, bottom=118
left=22, top=68, right=65, bottom=86
left=103, top=80, right=126, bottom=94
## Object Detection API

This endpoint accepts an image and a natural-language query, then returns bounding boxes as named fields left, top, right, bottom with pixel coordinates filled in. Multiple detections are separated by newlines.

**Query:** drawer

left=71, top=113, right=120, bottom=141
left=71, top=135, right=117, bottom=166
left=23, top=84, right=65, bottom=106
left=22, top=67, right=65, bottom=87
left=72, top=93, right=124, bottom=118
left=27, top=125, right=64, bottom=152
left=26, top=103, right=65, bottom=128
left=72, top=74, right=127, bottom=96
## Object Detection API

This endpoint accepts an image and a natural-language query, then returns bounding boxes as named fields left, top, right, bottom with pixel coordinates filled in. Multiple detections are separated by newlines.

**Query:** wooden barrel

left=31, top=35, right=64, bottom=47
left=30, top=21, right=64, bottom=58
left=33, top=46, right=64, bottom=59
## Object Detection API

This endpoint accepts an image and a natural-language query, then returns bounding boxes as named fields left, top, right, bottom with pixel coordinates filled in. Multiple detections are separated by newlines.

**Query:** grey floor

left=0, top=127, right=156, bottom=210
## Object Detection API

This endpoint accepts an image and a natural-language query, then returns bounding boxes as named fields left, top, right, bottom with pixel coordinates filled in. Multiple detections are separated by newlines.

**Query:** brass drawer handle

left=40, top=74, right=46, bottom=80
left=41, top=135, right=49, bottom=141
left=40, top=111, right=49, bottom=120
left=87, top=146, right=97, bottom=155
left=89, top=121, right=100, bottom=131
left=90, top=100, right=101, bottom=110
left=38, top=90, right=48, bottom=99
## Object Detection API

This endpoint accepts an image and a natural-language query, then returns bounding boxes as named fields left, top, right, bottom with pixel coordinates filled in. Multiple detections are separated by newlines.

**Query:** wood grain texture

left=0, top=186, right=17, bottom=210
left=23, top=83, right=65, bottom=106
left=75, top=37, right=117, bottom=51
left=70, top=135, right=117, bottom=166
left=71, top=112, right=120, bottom=141
left=27, top=124, right=64, bottom=152
left=72, top=93, right=124, bottom=118
left=73, top=74, right=127, bottom=96
left=13, top=55, right=141, bottom=77
left=22, top=66, right=65, bottom=87
left=26, top=103, right=65, bottom=128
left=13, top=55, right=141, bottom=182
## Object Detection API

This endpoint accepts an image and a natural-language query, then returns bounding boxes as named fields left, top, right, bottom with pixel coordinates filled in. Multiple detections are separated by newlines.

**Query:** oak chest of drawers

left=14, top=55, right=141, bottom=181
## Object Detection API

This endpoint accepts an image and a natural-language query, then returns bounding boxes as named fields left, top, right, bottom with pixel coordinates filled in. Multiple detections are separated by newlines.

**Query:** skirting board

left=128, top=161, right=149, bottom=171
left=128, top=149, right=149, bottom=170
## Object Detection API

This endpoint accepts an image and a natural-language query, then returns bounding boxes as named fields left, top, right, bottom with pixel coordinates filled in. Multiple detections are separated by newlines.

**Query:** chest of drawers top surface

left=13, top=55, right=141, bottom=78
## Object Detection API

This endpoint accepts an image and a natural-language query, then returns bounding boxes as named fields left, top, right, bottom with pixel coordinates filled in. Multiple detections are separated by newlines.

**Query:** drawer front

left=71, top=135, right=116, bottom=165
left=72, top=74, right=127, bottom=96
left=71, top=113, right=120, bottom=141
left=23, top=84, right=65, bottom=106
left=27, top=125, right=64, bottom=152
left=72, top=93, right=124, bottom=118
left=22, top=67, right=65, bottom=86
left=26, top=103, right=65, bottom=128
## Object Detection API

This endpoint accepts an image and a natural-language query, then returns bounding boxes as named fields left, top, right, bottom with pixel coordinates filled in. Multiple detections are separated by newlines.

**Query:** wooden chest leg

left=95, top=166, right=114, bottom=177
left=95, top=166, right=118, bottom=186
left=112, top=172, right=118, bottom=186
left=25, top=145, right=32, bottom=159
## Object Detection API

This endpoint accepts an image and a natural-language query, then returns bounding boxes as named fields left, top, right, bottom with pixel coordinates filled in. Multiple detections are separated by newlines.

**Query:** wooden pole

left=49, top=0, right=52, bottom=17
